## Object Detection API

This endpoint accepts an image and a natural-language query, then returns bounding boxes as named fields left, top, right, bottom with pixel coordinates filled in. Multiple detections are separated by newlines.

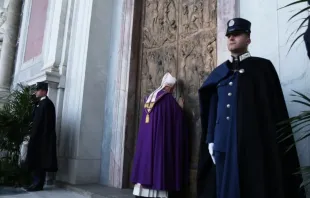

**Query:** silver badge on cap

left=228, top=19, right=235, bottom=27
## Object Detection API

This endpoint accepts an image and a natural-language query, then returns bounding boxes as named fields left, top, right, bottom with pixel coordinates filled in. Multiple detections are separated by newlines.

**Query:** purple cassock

left=130, top=89, right=188, bottom=191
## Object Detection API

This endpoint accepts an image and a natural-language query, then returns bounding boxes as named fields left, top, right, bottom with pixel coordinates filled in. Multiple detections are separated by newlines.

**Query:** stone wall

left=23, top=0, right=48, bottom=62
left=239, top=0, right=310, bottom=196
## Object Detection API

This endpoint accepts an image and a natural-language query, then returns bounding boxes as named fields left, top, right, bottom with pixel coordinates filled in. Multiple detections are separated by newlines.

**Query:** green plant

left=0, top=84, right=35, bottom=186
left=279, top=0, right=310, bottom=52
left=277, top=0, right=310, bottom=191
left=278, top=90, right=310, bottom=187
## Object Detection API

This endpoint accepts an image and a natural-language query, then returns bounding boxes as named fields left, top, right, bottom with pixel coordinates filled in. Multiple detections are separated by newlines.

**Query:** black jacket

left=26, top=96, right=58, bottom=172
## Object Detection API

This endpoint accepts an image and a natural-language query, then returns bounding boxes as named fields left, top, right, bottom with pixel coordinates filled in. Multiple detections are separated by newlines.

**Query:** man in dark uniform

left=25, top=82, right=58, bottom=191
left=197, top=18, right=305, bottom=198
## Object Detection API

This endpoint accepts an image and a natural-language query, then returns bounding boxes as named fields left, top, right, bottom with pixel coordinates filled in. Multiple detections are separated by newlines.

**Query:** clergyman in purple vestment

left=131, top=73, right=189, bottom=198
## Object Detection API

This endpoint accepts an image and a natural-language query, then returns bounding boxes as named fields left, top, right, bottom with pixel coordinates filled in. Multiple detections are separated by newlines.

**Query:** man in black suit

left=25, top=82, right=58, bottom=191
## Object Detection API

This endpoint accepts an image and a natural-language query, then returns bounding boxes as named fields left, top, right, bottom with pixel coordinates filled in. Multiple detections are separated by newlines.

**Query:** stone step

left=0, top=186, right=28, bottom=196
left=56, top=182, right=134, bottom=198
left=0, top=186, right=89, bottom=198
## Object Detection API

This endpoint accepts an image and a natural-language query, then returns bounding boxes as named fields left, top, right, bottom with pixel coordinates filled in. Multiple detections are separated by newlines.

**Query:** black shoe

left=26, top=185, right=43, bottom=192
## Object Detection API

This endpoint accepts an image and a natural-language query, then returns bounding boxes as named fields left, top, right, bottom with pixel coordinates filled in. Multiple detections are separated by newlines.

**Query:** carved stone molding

left=25, top=71, right=61, bottom=86
left=143, top=0, right=177, bottom=49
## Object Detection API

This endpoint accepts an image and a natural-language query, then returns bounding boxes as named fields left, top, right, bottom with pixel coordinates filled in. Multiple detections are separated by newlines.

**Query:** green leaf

left=292, top=90, right=310, bottom=104
left=278, top=0, right=308, bottom=10
left=287, top=33, right=305, bottom=54
left=295, top=131, right=310, bottom=143
left=277, top=90, right=310, bottom=154
left=292, top=99, right=310, bottom=107
left=300, top=177, right=310, bottom=187
left=292, top=120, right=310, bottom=132
left=288, top=113, right=310, bottom=123
left=288, top=6, right=310, bottom=22
left=278, top=121, right=310, bottom=143
left=279, top=113, right=310, bottom=127
left=296, top=16, right=310, bottom=33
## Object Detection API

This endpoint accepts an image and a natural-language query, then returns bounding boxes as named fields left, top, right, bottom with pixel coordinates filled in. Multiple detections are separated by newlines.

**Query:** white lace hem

left=133, top=183, right=168, bottom=198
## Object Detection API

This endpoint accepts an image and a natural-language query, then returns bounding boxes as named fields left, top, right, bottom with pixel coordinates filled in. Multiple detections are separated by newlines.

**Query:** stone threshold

left=56, top=182, right=134, bottom=198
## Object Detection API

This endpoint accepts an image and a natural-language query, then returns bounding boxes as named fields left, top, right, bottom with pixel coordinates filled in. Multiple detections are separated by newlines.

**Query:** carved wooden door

left=137, top=0, right=216, bottom=196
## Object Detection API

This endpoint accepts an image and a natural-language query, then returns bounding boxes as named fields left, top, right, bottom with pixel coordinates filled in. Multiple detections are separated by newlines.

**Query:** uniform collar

left=228, top=52, right=251, bottom=63
left=40, top=96, right=46, bottom=101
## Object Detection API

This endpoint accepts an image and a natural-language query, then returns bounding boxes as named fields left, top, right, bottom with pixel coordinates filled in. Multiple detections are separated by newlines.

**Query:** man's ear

left=247, top=35, right=251, bottom=45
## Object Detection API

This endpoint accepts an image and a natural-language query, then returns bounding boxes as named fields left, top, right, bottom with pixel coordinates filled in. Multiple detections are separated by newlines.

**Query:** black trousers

left=32, top=170, right=46, bottom=187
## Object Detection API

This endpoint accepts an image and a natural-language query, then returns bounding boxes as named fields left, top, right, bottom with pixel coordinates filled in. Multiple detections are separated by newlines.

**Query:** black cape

left=26, top=96, right=58, bottom=172
left=197, top=57, right=305, bottom=198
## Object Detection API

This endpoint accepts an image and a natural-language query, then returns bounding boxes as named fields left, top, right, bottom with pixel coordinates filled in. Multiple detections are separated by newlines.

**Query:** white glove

left=208, top=143, right=216, bottom=164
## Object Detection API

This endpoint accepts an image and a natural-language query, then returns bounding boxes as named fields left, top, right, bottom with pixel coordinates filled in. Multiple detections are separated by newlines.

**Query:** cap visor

left=226, top=30, right=250, bottom=36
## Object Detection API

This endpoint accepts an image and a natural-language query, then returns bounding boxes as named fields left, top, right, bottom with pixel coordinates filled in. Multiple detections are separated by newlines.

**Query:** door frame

left=119, top=0, right=238, bottom=188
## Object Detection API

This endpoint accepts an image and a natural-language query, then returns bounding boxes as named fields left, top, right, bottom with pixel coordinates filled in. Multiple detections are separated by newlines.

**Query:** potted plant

left=0, top=84, right=34, bottom=186
left=277, top=0, right=310, bottom=189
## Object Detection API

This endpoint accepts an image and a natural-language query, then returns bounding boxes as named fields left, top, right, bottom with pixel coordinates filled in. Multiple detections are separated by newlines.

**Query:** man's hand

left=178, top=97, right=184, bottom=108
left=208, top=143, right=216, bottom=164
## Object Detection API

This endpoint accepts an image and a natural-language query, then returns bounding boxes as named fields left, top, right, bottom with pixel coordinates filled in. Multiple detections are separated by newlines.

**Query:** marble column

left=0, top=0, right=22, bottom=94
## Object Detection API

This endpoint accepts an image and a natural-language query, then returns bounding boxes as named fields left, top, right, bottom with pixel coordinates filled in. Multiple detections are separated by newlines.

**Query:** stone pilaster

left=0, top=0, right=22, bottom=94
left=216, top=0, right=239, bottom=64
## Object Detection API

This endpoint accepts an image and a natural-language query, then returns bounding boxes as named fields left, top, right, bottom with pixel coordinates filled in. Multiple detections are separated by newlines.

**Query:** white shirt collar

left=40, top=96, right=46, bottom=101
left=229, top=52, right=251, bottom=63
